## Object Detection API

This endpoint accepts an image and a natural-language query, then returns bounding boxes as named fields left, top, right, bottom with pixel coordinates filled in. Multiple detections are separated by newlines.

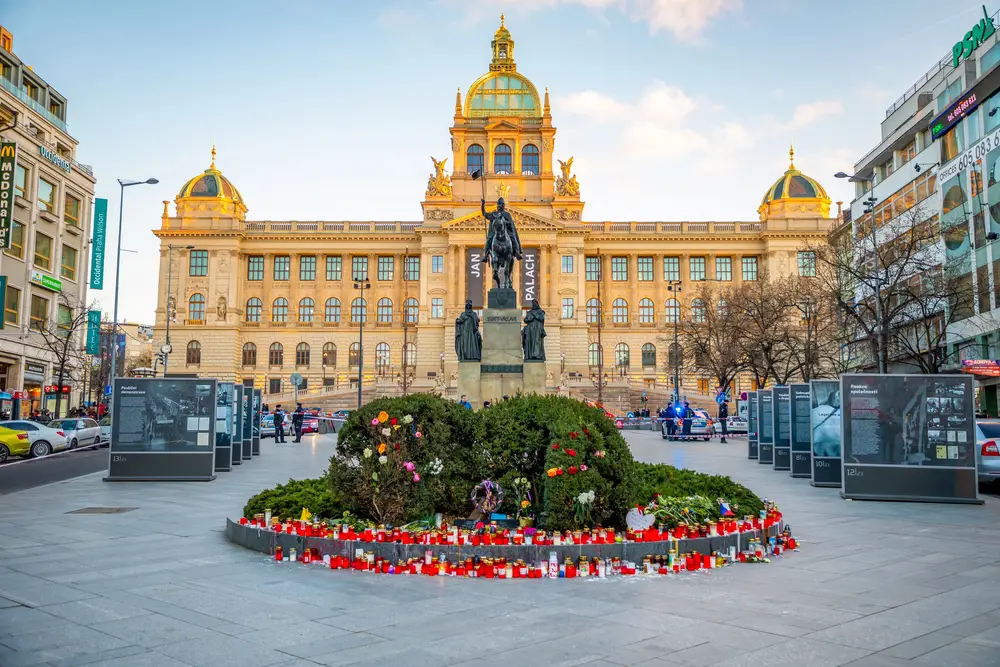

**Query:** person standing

left=273, top=405, right=286, bottom=443
left=292, top=403, right=304, bottom=443
left=663, top=402, right=676, bottom=440
left=718, top=400, right=729, bottom=444
left=459, top=394, right=472, bottom=410
left=681, top=400, right=692, bottom=440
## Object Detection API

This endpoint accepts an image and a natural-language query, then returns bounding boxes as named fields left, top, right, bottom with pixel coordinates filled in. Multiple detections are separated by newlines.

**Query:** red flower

left=394, top=443, right=400, bottom=450
left=568, top=466, right=578, bottom=475
left=552, top=443, right=560, bottom=450
left=570, top=432, right=578, bottom=440
left=583, top=428, right=590, bottom=436
left=566, top=449, right=577, bottom=457
left=556, top=468, right=564, bottom=476
left=390, top=418, right=398, bottom=426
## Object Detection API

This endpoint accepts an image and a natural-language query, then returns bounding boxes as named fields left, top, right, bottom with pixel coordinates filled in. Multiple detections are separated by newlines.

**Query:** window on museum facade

left=611, top=257, right=628, bottom=281
left=718, top=298, right=730, bottom=317
left=272, top=297, right=288, bottom=322
left=494, top=144, right=512, bottom=174
left=188, top=293, right=205, bottom=321
left=561, top=255, right=573, bottom=273
left=189, top=250, right=208, bottom=276
left=242, top=343, right=256, bottom=366
left=351, top=298, right=367, bottom=323
left=298, top=298, right=314, bottom=323
left=377, top=256, right=394, bottom=281
left=716, top=256, right=732, bottom=281
left=586, top=298, right=601, bottom=324
left=638, top=298, right=654, bottom=323
left=296, top=343, right=310, bottom=366
left=323, top=343, right=337, bottom=366
left=186, top=341, right=201, bottom=365
left=797, top=251, right=816, bottom=277
left=325, top=297, right=341, bottom=323
left=589, top=343, right=602, bottom=367
left=404, top=256, right=420, bottom=281
left=689, top=257, right=706, bottom=281
left=665, top=298, right=680, bottom=323
left=642, top=343, right=656, bottom=368
left=432, top=256, right=444, bottom=273
left=299, top=255, right=316, bottom=281
left=663, top=256, right=680, bottom=281
left=612, top=298, right=629, bottom=323
left=615, top=343, right=630, bottom=370
left=246, top=298, right=262, bottom=322
left=585, top=256, right=601, bottom=281
left=467, top=144, right=484, bottom=175
left=273, top=256, right=290, bottom=281
left=522, top=144, right=539, bottom=175
left=269, top=378, right=281, bottom=394
left=742, top=256, right=758, bottom=281
left=269, top=343, right=283, bottom=366
left=431, top=298, right=443, bottom=318
left=349, top=342, right=361, bottom=366
left=376, top=342, right=390, bottom=371
left=562, top=298, right=574, bottom=319
left=404, top=298, right=418, bottom=324
left=352, top=256, right=368, bottom=282
left=377, top=298, right=393, bottom=323
left=326, top=256, right=342, bottom=281
left=692, top=298, right=707, bottom=323
left=403, top=342, right=416, bottom=367
left=248, top=256, right=264, bottom=281
left=637, top=256, right=653, bottom=281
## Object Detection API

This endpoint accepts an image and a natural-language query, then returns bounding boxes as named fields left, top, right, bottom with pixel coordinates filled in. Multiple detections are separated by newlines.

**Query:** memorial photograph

left=810, top=381, right=841, bottom=458
left=112, top=379, right=216, bottom=452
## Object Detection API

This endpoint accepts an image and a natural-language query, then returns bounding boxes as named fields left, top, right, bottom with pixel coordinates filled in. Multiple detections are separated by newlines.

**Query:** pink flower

left=580, top=464, right=588, bottom=472
left=371, top=418, right=380, bottom=426
left=415, top=431, right=422, bottom=438
left=412, top=472, right=421, bottom=483
left=403, top=461, right=415, bottom=472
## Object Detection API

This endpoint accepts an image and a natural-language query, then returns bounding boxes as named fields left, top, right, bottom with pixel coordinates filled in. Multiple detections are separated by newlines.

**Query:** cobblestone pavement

left=1, top=431, right=999, bottom=667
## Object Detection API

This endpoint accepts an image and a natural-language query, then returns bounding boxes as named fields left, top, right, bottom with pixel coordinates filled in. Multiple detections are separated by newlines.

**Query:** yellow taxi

left=0, top=425, right=30, bottom=463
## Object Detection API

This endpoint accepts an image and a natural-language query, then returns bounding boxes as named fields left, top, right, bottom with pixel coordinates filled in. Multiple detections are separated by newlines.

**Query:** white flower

left=428, top=458, right=444, bottom=475
left=381, top=427, right=391, bottom=437
left=362, top=448, right=372, bottom=459
left=587, top=490, right=596, bottom=502
left=577, top=490, right=596, bottom=505
left=378, top=455, right=388, bottom=464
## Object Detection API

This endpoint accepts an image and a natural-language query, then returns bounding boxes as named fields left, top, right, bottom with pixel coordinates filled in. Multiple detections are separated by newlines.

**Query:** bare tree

left=677, top=281, right=748, bottom=392
left=125, top=347, right=153, bottom=375
left=32, top=294, right=93, bottom=417
left=734, top=270, right=796, bottom=386
left=785, top=275, right=841, bottom=381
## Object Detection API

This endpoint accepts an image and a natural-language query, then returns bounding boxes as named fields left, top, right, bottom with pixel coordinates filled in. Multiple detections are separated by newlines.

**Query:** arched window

left=298, top=298, right=314, bottom=323
left=351, top=297, right=367, bottom=323
left=324, top=297, right=341, bottom=323
left=589, top=342, right=603, bottom=367
left=615, top=342, right=630, bottom=369
left=377, top=297, right=393, bottom=323
left=586, top=298, right=602, bottom=325
left=349, top=342, right=361, bottom=366
left=188, top=294, right=205, bottom=321
left=322, top=342, right=337, bottom=367
left=522, top=144, right=539, bottom=175
left=612, top=298, right=629, bottom=324
left=246, top=298, right=262, bottom=323
left=375, top=342, right=390, bottom=370
left=403, top=342, right=416, bottom=367
left=272, top=297, right=288, bottom=323
left=242, top=342, right=257, bottom=366
left=717, top=298, right=729, bottom=317
left=638, top=298, right=655, bottom=324
left=467, top=144, right=484, bottom=175
left=186, top=340, right=201, bottom=365
left=494, top=144, right=512, bottom=175
left=403, top=298, right=418, bottom=324
left=665, top=298, right=680, bottom=323
left=269, top=342, right=283, bottom=366
left=692, top=299, right=706, bottom=323
left=642, top=343, right=656, bottom=368
left=296, top=342, right=310, bottom=366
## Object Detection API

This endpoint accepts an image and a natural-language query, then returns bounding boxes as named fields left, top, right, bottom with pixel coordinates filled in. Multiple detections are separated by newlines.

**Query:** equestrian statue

left=481, top=196, right=523, bottom=290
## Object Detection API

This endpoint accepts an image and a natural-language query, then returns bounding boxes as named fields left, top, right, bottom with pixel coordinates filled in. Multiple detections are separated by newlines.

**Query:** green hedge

left=243, top=478, right=344, bottom=522
left=631, top=462, right=764, bottom=518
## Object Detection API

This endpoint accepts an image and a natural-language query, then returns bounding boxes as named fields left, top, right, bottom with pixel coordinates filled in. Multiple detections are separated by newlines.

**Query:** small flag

left=719, top=500, right=735, bottom=517
left=300, top=507, right=313, bottom=522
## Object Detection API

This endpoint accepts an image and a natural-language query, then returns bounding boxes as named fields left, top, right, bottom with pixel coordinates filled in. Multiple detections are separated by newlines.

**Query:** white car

left=99, top=416, right=112, bottom=445
left=712, top=416, right=749, bottom=435
left=48, top=418, right=102, bottom=449
left=0, top=420, right=69, bottom=457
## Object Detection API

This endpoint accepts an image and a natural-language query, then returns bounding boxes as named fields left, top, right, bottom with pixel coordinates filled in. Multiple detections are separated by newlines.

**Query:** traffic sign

left=104, top=385, right=112, bottom=396
left=740, top=391, right=748, bottom=401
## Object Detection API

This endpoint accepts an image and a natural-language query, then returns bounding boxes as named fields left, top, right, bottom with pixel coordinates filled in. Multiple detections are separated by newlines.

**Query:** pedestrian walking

left=719, top=400, right=729, bottom=444
left=274, top=405, right=286, bottom=443
left=292, top=403, right=304, bottom=443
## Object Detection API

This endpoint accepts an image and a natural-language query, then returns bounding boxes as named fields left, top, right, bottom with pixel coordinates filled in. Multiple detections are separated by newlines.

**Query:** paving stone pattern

left=1, top=433, right=999, bottom=666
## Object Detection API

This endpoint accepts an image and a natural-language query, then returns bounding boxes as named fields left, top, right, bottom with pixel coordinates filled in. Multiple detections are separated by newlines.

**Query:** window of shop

left=247, top=256, right=264, bottom=281
left=716, top=256, right=732, bottom=281
left=562, top=298, right=574, bottom=319
left=377, top=256, right=394, bottom=281
left=637, top=256, right=653, bottom=281
left=63, top=194, right=80, bottom=227
left=273, top=256, right=290, bottom=281
left=299, top=255, right=316, bottom=281
left=352, top=256, right=368, bottom=281
left=689, top=257, right=706, bottom=281
left=4, top=284, right=20, bottom=325
left=60, top=245, right=77, bottom=281
left=30, top=294, right=48, bottom=330
left=326, top=256, right=342, bottom=281
left=4, top=221, right=23, bottom=259
left=663, top=256, right=680, bottom=281
left=37, top=177, right=55, bottom=213
left=325, top=298, right=341, bottom=322
left=33, top=232, right=52, bottom=270
left=611, top=257, right=628, bottom=281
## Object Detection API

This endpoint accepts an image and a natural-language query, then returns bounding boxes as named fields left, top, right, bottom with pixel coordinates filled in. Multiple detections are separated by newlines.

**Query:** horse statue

left=482, top=196, right=523, bottom=290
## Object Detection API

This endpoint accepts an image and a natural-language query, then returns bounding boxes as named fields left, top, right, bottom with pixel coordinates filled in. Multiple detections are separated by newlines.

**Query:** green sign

left=0, top=142, right=16, bottom=250
left=90, top=198, right=107, bottom=289
left=954, top=5, right=996, bottom=68
left=85, top=310, right=101, bottom=354
left=29, top=270, right=62, bottom=293
left=0, top=275, right=6, bottom=331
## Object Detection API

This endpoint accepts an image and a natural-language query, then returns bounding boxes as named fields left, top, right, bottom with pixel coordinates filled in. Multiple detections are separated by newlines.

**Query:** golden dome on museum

left=757, top=147, right=831, bottom=220
left=177, top=146, right=244, bottom=203
left=464, top=14, right=542, bottom=118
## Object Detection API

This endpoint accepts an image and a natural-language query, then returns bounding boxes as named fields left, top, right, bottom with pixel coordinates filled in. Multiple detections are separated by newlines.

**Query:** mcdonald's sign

left=0, top=142, right=16, bottom=249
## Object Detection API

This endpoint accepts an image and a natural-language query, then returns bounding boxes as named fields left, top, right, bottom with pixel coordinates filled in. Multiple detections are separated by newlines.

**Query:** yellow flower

left=520, top=500, right=530, bottom=509
left=546, top=468, right=558, bottom=478
left=377, top=411, right=389, bottom=424
left=378, top=443, right=387, bottom=455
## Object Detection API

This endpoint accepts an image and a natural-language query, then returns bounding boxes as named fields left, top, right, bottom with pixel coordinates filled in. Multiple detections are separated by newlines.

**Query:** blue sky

left=2, top=0, right=990, bottom=323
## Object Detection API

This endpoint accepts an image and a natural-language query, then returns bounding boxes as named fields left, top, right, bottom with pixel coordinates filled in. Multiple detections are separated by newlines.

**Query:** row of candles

left=271, top=532, right=796, bottom=578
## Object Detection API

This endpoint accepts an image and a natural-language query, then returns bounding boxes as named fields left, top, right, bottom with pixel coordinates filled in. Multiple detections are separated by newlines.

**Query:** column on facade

left=629, top=252, right=639, bottom=328
left=538, top=245, right=549, bottom=308
left=707, top=253, right=715, bottom=282
left=655, top=252, right=665, bottom=325
left=457, top=244, right=467, bottom=307
left=548, top=244, right=558, bottom=310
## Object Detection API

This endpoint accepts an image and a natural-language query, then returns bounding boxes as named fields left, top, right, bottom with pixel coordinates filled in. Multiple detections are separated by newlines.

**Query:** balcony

left=184, top=319, right=205, bottom=326
left=584, top=221, right=764, bottom=235
left=269, top=321, right=287, bottom=328
left=0, top=75, right=67, bottom=132
left=244, top=221, right=421, bottom=234
left=322, top=321, right=340, bottom=328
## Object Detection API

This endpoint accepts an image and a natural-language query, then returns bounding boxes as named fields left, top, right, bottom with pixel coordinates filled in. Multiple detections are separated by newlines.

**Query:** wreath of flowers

left=471, top=480, right=504, bottom=516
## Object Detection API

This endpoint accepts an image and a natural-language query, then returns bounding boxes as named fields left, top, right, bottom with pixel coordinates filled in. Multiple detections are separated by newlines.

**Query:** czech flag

left=718, top=501, right=735, bottom=517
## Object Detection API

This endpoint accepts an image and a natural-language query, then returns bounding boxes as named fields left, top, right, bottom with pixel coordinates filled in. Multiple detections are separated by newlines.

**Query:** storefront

left=22, top=360, right=45, bottom=416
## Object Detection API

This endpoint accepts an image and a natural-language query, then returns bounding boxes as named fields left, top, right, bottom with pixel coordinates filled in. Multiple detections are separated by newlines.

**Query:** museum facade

left=152, top=17, right=836, bottom=402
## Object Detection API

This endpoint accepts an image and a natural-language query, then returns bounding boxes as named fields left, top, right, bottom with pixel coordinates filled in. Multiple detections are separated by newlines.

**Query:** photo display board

left=810, top=379, right=841, bottom=487
left=789, top=383, right=811, bottom=478
left=231, top=386, right=243, bottom=466
left=757, top=389, right=774, bottom=464
left=105, top=378, right=217, bottom=482
left=747, top=391, right=759, bottom=459
left=215, top=382, right=234, bottom=472
left=840, top=374, right=981, bottom=503
left=772, top=386, right=791, bottom=471
left=241, top=387, right=252, bottom=460
left=252, top=389, right=262, bottom=456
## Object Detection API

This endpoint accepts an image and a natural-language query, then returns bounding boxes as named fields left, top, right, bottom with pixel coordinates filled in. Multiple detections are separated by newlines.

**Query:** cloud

left=560, top=90, right=631, bottom=122
left=786, top=99, right=844, bottom=129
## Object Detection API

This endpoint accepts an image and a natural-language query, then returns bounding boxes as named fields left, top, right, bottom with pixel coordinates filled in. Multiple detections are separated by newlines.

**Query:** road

left=0, top=447, right=108, bottom=496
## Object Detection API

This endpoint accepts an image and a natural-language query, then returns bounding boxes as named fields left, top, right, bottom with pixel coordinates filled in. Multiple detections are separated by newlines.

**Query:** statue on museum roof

left=555, top=157, right=580, bottom=197
left=482, top=196, right=523, bottom=290
left=426, top=156, right=452, bottom=197
left=455, top=299, right=482, bottom=362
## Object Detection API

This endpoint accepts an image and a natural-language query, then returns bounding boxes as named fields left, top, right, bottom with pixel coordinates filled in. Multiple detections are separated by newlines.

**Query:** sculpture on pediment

left=426, top=156, right=453, bottom=197
left=555, top=157, right=580, bottom=197
left=555, top=208, right=581, bottom=221
left=426, top=209, right=454, bottom=221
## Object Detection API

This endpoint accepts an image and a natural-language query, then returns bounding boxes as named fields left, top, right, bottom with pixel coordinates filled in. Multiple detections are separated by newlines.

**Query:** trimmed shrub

left=243, top=478, right=344, bottom=522
left=632, top=462, right=764, bottom=519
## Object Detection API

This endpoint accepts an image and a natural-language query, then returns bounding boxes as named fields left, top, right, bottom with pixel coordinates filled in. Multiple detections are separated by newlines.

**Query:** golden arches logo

left=0, top=144, right=15, bottom=158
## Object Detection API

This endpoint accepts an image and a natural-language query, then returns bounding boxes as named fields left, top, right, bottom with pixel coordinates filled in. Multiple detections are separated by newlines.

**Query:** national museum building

left=152, top=18, right=834, bottom=404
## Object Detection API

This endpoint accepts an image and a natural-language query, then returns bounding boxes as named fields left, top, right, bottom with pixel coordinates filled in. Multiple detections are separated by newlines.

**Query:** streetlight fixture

left=108, top=178, right=158, bottom=403
left=162, top=243, right=194, bottom=376
left=353, top=278, right=371, bottom=410
left=835, top=171, right=886, bottom=373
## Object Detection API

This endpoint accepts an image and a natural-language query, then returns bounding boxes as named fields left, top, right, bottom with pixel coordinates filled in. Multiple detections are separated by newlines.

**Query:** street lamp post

left=353, top=278, right=370, bottom=410
left=667, top=282, right=682, bottom=402
left=835, top=172, right=886, bottom=373
left=596, top=248, right=604, bottom=406
left=108, top=178, right=157, bottom=403
left=162, top=243, right=194, bottom=376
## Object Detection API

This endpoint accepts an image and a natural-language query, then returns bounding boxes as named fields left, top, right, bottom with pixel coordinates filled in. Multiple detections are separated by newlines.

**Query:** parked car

left=712, top=416, right=748, bottom=435
left=975, top=420, right=1000, bottom=487
left=661, top=408, right=713, bottom=441
left=302, top=416, right=320, bottom=434
left=0, top=425, right=31, bottom=463
left=99, top=416, right=112, bottom=445
left=47, top=418, right=102, bottom=449
left=0, top=420, right=69, bottom=457
left=331, top=410, right=351, bottom=419
left=260, top=413, right=275, bottom=438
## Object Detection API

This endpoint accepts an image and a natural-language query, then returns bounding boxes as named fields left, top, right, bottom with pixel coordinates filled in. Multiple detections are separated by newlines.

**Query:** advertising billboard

left=747, top=390, right=758, bottom=459
left=789, top=383, right=811, bottom=478
left=105, top=378, right=217, bottom=482
left=810, top=379, right=842, bottom=487
left=757, top=389, right=774, bottom=465
left=840, top=374, right=981, bottom=503
left=214, top=382, right=234, bottom=472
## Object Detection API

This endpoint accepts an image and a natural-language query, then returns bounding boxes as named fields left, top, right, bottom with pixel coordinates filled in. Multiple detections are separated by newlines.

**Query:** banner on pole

left=90, top=198, right=108, bottom=289
left=85, top=310, right=101, bottom=355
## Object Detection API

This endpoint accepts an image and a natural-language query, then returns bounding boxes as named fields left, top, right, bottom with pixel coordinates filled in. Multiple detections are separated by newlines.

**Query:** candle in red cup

left=275, top=546, right=283, bottom=562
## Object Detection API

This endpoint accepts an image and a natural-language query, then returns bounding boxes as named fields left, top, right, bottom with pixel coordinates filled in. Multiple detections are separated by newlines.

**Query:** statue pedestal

left=480, top=289, right=524, bottom=402
left=457, top=363, right=481, bottom=409
left=523, top=361, right=546, bottom=396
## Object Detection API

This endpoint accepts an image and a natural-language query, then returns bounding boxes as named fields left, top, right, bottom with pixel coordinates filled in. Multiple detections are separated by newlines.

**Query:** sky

left=2, top=0, right=991, bottom=324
